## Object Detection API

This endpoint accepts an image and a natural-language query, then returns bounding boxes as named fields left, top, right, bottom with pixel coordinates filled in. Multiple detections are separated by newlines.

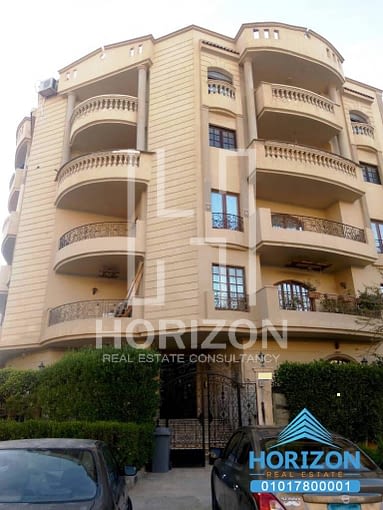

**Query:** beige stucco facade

left=1, top=22, right=383, bottom=429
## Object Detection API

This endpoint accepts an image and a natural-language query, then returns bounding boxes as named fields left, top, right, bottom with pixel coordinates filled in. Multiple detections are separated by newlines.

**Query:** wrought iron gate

left=207, top=373, right=258, bottom=451
left=160, top=362, right=204, bottom=452
left=160, top=365, right=258, bottom=461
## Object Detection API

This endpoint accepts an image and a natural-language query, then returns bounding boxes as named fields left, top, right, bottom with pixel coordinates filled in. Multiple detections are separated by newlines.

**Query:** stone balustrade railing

left=207, top=79, right=236, bottom=99
left=271, top=84, right=335, bottom=113
left=57, top=150, right=141, bottom=183
left=351, top=122, right=374, bottom=138
left=263, top=141, right=358, bottom=177
left=71, top=94, right=138, bottom=124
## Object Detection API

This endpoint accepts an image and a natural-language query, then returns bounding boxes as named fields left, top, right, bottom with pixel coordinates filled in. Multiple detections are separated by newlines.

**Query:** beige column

left=330, top=136, right=340, bottom=155
left=136, top=65, right=148, bottom=151
left=376, top=151, right=383, bottom=183
left=243, top=59, right=258, bottom=143
left=61, top=93, right=76, bottom=165
left=329, top=85, right=352, bottom=160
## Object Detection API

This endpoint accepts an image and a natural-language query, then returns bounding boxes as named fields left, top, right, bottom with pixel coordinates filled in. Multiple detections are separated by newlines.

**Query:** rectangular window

left=361, top=163, right=381, bottom=184
left=212, top=264, right=247, bottom=311
left=209, top=125, right=237, bottom=150
left=211, top=191, right=242, bottom=231
left=371, top=220, right=383, bottom=253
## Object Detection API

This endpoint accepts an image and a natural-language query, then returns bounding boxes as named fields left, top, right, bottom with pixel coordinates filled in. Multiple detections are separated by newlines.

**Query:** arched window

left=208, top=68, right=233, bottom=84
left=276, top=280, right=312, bottom=311
left=327, top=356, right=354, bottom=364
left=349, top=111, right=368, bottom=123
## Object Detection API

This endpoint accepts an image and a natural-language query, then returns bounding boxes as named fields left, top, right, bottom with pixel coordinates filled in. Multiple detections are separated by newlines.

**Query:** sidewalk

left=129, top=467, right=212, bottom=510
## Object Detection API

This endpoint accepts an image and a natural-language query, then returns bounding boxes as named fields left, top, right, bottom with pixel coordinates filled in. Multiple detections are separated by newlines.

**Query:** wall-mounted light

left=92, top=287, right=98, bottom=295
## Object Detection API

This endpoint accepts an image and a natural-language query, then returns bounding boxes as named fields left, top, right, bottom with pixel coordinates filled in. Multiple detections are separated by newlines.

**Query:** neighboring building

left=1, top=23, right=383, bottom=459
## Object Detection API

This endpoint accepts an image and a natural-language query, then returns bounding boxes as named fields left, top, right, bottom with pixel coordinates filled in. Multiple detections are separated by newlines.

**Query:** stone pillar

left=136, top=65, right=148, bottom=151
left=61, top=93, right=76, bottom=165
left=243, top=59, right=258, bottom=143
left=330, top=136, right=340, bottom=155
left=329, top=85, right=352, bottom=160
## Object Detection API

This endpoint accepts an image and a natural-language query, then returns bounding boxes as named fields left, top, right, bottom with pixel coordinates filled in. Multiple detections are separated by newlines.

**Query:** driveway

left=130, top=467, right=212, bottom=510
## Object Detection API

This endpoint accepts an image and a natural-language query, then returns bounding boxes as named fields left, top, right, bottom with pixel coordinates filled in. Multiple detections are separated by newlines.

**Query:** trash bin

left=152, top=427, right=171, bottom=473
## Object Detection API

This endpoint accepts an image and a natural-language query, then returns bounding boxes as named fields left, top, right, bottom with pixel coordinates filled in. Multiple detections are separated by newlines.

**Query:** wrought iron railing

left=59, top=222, right=135, bottom=249
left=271, top=212, right=366, bottom=243
left=212, top=213, right=243, bottom=232
left=277, top=289, right=382, bottom=318
left=214, top=292, right=248, bottom=311
left=48, top=299, right=132, bottom=326
left=351, top=121, right=374, bottom=138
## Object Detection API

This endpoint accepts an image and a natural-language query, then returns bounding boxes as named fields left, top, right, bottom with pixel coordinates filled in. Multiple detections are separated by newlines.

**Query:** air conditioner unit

left=38, top=78, right=58, bottom=98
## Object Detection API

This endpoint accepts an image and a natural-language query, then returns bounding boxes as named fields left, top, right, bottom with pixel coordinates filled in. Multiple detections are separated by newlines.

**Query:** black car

left=0, top=438, right=137, bottom=509
left=211, top=426, right=383, bottom=510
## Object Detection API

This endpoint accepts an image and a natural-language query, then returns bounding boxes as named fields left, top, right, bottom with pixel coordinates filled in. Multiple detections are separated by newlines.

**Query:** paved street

left=130, top=467, right=212, bottom=510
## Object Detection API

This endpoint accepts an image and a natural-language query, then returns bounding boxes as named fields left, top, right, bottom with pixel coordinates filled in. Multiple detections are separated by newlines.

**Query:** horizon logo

left=249, top=408, right=361, bottom=471
left=271, top=408, right=339, bottom=449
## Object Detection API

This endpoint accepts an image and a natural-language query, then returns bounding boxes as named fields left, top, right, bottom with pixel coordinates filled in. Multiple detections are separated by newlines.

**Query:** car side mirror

left=210, top=448, right=223, bottom=461
left=124, top=465, right=137, bottom=476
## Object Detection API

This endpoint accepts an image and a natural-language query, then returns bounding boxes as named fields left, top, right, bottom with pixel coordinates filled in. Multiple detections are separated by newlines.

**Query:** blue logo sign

left=249, top=407, right=361, bottom=491
left=271, top=408, right=339, bottom=449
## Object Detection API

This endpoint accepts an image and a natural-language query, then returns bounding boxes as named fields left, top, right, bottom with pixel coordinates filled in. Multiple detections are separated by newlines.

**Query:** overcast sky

left=0, top=0, right=382, bottom=264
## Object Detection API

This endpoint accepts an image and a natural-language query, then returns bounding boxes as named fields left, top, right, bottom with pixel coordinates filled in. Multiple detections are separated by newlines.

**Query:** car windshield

left=0, top=448, right=97, bottom=503
left=261, top=437, right=377, bottom=472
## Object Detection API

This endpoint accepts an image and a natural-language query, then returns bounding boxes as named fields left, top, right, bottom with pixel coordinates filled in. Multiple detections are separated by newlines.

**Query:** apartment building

left=1, top=22, right=383, bottom=459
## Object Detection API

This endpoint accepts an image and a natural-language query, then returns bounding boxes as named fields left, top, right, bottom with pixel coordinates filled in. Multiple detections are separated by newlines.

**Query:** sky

left=0, top=0, right=382, bottom=263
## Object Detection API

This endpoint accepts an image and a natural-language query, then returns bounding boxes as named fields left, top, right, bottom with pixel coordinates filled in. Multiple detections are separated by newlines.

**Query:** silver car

left=0, top=438, right=137, bottom=509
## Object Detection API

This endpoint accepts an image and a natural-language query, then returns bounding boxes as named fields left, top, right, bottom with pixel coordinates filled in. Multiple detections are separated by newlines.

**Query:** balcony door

left=211, top=191, right=241, bottom=231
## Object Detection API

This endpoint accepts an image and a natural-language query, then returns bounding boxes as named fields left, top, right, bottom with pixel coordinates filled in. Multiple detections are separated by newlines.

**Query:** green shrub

left=0, top=369, right=41, bottom=420
left=0, top=420, right=154, bottom=468
left=37, top=346, right=160, bottom=423
left=274, top=361, right=383, bottom=442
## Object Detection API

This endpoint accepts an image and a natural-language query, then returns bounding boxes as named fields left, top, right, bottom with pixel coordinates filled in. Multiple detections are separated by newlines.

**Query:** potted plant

left=304, top=281, right=321, bottom=300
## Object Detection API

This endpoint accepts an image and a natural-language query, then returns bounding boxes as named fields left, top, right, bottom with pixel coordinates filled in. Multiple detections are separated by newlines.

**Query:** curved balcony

left=1, top=212, right=19, bottom=265
left=256, top=208, right=377, bottom=270
left=70, top=95, right=138, bottom=151
left=250, top=140, right=364, bottom=208
left=204, top=79, right=239, bottom=114
left=255, top=83, right=341, bottom=145
left=15, top=117, right=31, bottom=169
left=55, top=150, right=150, bottom=216
left=351, top=122, right=376, bottom=149
left=255, top=286, right=378, bottom=341
left=0, top=266, right=11, bottom=294
left=54, top=220, right=145, bottom=277
left=236, top=23, right=344, bottom=88
left=43, top=298, right=144, bottom=347
left=8, top=169, right=24, bottom=212
left=204, top=212, right=247, bottom=248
